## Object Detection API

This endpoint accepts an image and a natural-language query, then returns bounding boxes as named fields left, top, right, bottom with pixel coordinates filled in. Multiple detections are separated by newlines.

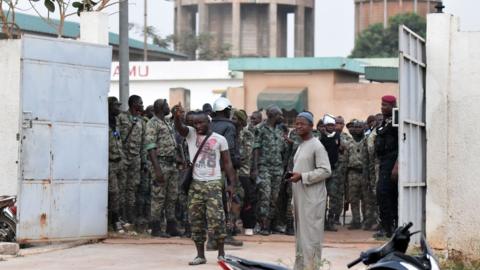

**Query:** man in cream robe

left=288, top=112, right=331, bottom=270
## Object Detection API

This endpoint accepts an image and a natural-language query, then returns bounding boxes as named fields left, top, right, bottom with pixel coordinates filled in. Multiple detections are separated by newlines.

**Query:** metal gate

left=398, top=25, right=426, bottom=243
left=16, top=36, right=111, bottom=243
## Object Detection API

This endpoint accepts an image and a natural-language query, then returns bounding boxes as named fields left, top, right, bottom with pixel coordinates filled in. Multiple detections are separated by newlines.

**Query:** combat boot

left=348, top=222, right=362, bottom=230
left=259, top=219, right=271, bottom=236
left=224, top=234, right=243, bottom=246
left=166, top=220, right=181, bottom=237
left=151, top=221, right=170, bottom=238
left=325, top=220, right=338, bottom=232
left=285, top=220, right=295, bottom=236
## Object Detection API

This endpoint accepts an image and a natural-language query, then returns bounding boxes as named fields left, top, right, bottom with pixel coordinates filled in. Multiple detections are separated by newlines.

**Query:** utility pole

left=143, top=0, right=148, bottom=61
left=119, top=0, right=130, bottom=111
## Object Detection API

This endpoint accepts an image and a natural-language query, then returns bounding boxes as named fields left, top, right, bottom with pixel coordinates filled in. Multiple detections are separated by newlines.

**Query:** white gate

left=16, top=36, right=111, bottom=243
left=398, top=26, right=427, bottom=243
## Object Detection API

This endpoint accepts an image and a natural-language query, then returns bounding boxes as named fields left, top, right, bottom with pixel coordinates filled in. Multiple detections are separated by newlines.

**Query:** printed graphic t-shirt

left=186, top=126, right=229, bottom=181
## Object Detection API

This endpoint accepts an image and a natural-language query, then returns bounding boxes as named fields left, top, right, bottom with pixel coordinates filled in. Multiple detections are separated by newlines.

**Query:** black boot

left=166, top=220, right=181, bottom=237
left=285, top=220, right=295, bottom=235
left=151, top=221, right=170, bottom=238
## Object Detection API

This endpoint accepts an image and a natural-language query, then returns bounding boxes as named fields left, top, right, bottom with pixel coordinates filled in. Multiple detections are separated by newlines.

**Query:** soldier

left=248, top=111, right=263, bottom=134
left=332, top=116, right=353, bottom=227
left=365, top=114, right=381, bottom=231
left=108, top=97, right=125, bottom=233
left=117, top=95, right=146, bottom=226
left=321, top=114, right=342, bottom=232
left=172, top=106, right=237, bottom=265
left=210, top=98, right=243, bottom=247
left=137, top=108, right=153, bottom=231
left=253, top=106, right=285, bottom=236
left=232, top=110, right=256, bottom=236
left=374, top=95, right=399, bottom=238
left=345, top=120, right=376, bottom=230
left=144, top=99, right=180, bottom=237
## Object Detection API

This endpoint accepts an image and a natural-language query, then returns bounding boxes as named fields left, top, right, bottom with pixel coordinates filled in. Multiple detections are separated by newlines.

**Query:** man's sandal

left=188, top=257, right=207, bottom=266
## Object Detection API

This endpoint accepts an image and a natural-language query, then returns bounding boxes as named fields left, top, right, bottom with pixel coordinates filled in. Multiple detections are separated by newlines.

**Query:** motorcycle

left=348, top=222, right=440, bottom=270
left=218, top=255, right=288, bottom=270
left=0, top=196, right=16, bottom=242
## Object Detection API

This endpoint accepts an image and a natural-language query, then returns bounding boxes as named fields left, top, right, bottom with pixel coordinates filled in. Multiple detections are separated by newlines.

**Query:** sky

left=16, top=0, right=480, bottom=57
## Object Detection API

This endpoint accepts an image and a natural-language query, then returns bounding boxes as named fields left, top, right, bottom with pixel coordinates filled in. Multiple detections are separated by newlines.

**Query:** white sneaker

left=244, top=229, right=254, bottom=236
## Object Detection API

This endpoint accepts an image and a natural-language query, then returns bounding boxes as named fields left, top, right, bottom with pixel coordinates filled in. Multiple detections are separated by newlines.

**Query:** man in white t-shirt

left=172, top=105, right=237, bottom=266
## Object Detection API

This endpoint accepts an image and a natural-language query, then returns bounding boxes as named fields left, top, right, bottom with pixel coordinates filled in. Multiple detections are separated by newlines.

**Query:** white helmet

left=213, top=97, right=232, bottom=112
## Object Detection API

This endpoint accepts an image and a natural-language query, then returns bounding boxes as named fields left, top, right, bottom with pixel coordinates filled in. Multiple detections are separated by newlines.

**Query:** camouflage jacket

left=108, top=117, right=123, bottom=162
left=144, top=116, right=177, bottom=158
left=238, top=128, right=254, bottom=177
left=117, top=110, right=146, bottom=160
left=253, top=123, right=285, bottom=167
left=346, top=136, right=368, bottom=171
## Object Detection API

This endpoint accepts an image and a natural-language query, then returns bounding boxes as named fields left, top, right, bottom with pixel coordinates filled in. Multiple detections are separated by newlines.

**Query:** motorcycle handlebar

left=347, top=257, right=362, bottom=268
left=401, top=222, right=413, bottom=233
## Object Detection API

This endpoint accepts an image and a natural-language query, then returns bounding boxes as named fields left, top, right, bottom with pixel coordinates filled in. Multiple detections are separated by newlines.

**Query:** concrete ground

left=0, top=228, right=381, bottom=270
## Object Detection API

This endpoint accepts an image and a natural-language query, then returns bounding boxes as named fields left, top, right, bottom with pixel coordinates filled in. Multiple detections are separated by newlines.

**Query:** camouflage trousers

left=188, top=179, right=226, bottom=244
left=108, top=161, right=123, bottom=216
left=348, top=169, right=376, bottom=225
left=176, top=169, right=190, bottom=229
left=150, top=160, right=179, bottom=222
left=123, top=156, right=141, bottom=222
left=326, top=171, right=344, bottom=223
left=136, top=167, right=151, bottom=222
left=256, top=165, right=284, bottom=222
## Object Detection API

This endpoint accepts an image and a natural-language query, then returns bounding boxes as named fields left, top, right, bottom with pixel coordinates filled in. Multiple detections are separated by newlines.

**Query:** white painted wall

left=109, top=61, right=243, bottom=110
left=0, top=40, right=21, bottom=196
left=426, top=13, right=480, bottom=259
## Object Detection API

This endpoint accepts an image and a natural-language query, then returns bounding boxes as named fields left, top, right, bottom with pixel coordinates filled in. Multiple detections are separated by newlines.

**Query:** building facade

left=175, top=0, right=314, bottom=58
left=354, top=0, right=440, bottom=36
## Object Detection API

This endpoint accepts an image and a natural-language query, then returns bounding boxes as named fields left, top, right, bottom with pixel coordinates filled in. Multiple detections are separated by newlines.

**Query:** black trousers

left=239, top=176, right=257, bottom=229
left=376, top=157, right=398, bottom=234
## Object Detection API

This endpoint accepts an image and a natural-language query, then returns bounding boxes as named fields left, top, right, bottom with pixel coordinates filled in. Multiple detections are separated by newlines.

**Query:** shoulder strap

left=191, top=132, right=212, bottom=166
left=123, top=117, right=138, bottom=144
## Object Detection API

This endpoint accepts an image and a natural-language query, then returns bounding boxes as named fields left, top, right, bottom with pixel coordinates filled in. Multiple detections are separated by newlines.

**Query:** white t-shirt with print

left=186, top=126, right=229, bottom=181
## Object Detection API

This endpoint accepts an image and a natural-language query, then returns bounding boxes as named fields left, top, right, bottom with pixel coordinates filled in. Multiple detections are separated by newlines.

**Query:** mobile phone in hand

left=284, top=172, right=293, bottom=180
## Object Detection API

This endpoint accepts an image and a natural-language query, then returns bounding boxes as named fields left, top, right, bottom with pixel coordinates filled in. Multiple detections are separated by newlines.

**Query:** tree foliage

left=171, top=32, right=232, bottom=60
left=350, top=12, right=426, bottom=58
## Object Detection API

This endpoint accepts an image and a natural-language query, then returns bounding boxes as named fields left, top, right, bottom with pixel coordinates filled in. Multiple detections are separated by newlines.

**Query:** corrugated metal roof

left=11, top=11, right=186, bottom=58
left=229, top=57, right=365, bottom=74
left=364, top=66, right=398, bottom=82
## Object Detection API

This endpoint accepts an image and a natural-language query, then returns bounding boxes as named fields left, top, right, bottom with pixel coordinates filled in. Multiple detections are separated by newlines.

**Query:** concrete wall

left=426, top=13, right=480, bottom=259
left=239, top=70, right=398, bottom=122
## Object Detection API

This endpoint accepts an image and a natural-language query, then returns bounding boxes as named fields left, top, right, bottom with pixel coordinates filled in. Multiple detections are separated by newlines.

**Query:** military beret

left=382, top=95, right=397, bottom=104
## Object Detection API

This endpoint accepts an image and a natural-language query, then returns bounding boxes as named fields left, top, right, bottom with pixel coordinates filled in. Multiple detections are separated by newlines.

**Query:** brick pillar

left=295, top=5, right=305, bottom=57
left=232, top=1, right=241, bottom=56
left=268, top=3, right=277, bottom=57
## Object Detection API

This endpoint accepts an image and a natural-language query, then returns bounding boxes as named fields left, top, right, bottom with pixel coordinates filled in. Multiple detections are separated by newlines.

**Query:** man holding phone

left=288, top=112, right=331, bottom=270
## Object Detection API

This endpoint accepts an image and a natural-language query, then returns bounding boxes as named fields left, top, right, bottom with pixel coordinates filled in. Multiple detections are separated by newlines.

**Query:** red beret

left=382, top=95, right=397, bottom=104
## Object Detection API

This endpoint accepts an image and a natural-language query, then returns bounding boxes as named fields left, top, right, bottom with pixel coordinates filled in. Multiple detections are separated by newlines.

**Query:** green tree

left=350, top=12, right=426, bottom=58
left=171, top=32, right=231, bottom=60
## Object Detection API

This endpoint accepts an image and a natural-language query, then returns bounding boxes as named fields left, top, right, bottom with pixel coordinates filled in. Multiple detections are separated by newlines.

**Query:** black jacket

left=211, top=117, right=241, bottom=169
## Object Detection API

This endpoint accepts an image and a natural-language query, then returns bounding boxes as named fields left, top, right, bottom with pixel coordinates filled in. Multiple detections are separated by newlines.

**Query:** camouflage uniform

left=331, top=132, right=353, bottom=224
left=254, top=123, right=285, bottom=225
left=346, top=136, right=376, bottom=226
left=237, top=128, right=255, bottom=229
left=176, top=133, right=191, bottom=234
left=144, top=116, right=179, bottom=224
left=118, top=111, right=146, bottom=223
left=189, top=180, right=226, bottom=244
left=366, top=128, right=379, bottom=224
left=108, top=120, right=124, bottom=224
left=137, top=116, right=151, bottom=224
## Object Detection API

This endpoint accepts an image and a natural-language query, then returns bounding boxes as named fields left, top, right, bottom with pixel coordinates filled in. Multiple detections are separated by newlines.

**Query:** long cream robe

left=292, top=137, right=332, bottom=270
